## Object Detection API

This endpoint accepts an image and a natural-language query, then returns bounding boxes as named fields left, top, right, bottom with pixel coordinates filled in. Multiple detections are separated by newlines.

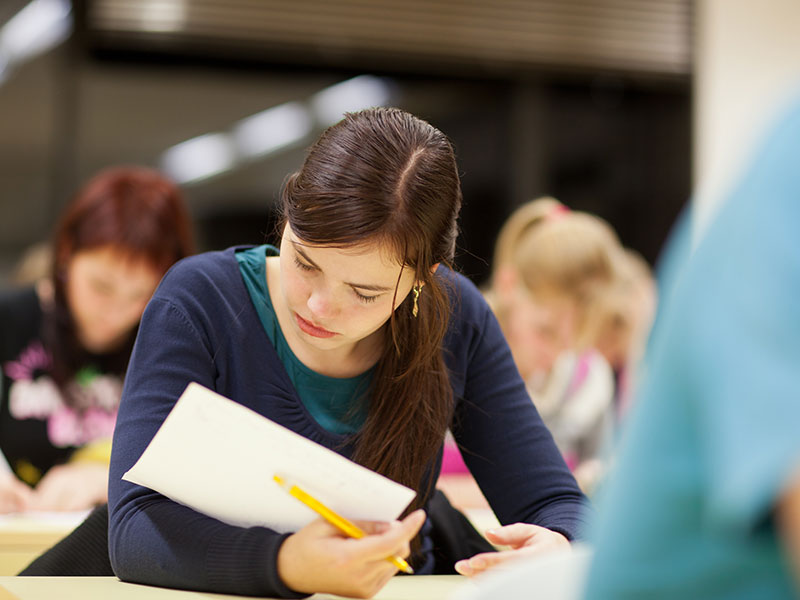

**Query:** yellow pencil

left=273, top=474, right=414, bottom=574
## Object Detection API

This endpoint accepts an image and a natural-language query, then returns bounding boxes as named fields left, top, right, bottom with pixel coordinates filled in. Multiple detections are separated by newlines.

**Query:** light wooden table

left=0, top=575, right=469, bottom=600
left=0, top=512, right=87, bottom=576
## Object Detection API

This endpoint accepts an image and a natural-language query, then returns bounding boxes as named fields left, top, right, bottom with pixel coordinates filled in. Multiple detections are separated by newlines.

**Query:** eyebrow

left=292, top=243, right=394, bottom=292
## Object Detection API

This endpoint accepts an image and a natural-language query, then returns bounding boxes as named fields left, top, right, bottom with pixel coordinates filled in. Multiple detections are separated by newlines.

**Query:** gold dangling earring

left=412, top=285, right=421, bottom=318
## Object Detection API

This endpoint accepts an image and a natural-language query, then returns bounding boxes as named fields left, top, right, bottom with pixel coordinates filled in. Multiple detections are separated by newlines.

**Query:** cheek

left=516, top=310, right=546, bottom=345
left=282, top=269, right=309, bottom=304
left=65, top=278, right=96, bottom=317
left=349, top=301, right=394, bottom=334
left=505, top=305, right=528, bottom=335
left=124, top=299, right=150, bottom=326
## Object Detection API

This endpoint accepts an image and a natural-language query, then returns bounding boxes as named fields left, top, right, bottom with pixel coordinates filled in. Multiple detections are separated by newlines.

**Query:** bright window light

left=0, top=50, right=10, bottom=85
left=232, top=101, right=312, bottom=159
left=158, top=74, right=395, bottom=184
left=137, top=0, right=187, bottom=33
left=0, top=0, right=72, bottom=64
left=161, top=132, right=236, bottom=184
left=311, top=75, right=392, bottom=127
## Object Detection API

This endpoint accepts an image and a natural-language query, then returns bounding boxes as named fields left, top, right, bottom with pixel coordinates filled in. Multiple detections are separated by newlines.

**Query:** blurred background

left=0, top=0, right=796, bottom=287
left=0, top=0, right=694, bottom=286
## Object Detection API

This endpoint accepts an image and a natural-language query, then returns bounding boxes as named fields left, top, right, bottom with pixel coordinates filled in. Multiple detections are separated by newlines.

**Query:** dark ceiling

left=0, top=0, right=693, bottom=284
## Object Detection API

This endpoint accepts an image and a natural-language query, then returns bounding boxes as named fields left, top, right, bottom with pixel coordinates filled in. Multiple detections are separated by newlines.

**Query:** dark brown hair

left=281, top=107, right=461, bottom=510
left=48, top=166, right=195, bottom=405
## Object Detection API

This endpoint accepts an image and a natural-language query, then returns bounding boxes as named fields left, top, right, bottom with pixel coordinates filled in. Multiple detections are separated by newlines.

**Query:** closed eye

left=353, top=289, right=379, bottom=303
left=293, top=249, right=380, bottom=303
left=293, top=256, right=316, bottom=272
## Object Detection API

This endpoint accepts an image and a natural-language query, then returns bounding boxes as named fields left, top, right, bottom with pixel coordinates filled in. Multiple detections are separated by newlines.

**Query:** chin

left=299, top=333, right=342, bottom=348
left=82, top=332, right=129, bottom=354
left=84, top=340, right=115, bottom=354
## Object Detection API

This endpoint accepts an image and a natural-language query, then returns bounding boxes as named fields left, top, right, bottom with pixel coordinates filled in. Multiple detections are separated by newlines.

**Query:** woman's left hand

left=454, top=523, right=570, bottom=577
left=28, top=462, right=109, bottom=512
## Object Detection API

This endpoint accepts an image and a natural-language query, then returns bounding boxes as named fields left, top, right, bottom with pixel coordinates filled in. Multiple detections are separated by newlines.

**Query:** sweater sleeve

left=107, top=261, right=307, bottom=598
left=446, top=275, right=591, bottom=541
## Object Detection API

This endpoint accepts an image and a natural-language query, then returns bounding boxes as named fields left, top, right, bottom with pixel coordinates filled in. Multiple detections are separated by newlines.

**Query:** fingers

left=484, top=523, right=545, bottom=548
left=354, top=509, right=426, bottom=563
left=456, top=524, right=571, bottom=577
left=28, top=486, right=78, bottom=512
left=28, top=470, right=72, bottom=511
left=0, top=480, right=33, bottom=513
left=277, top=509, right=427, bottom=597
left=455, top=550, right=515, bottom=577
left=398, top=508, right=427, bottom=541
left=356, top=520, right=391, bottom=536
left=27, top=463, right=108, bottom=512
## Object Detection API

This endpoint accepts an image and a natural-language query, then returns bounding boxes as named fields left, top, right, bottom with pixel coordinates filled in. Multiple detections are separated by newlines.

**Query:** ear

left=415, top=263, right=440, bottom=289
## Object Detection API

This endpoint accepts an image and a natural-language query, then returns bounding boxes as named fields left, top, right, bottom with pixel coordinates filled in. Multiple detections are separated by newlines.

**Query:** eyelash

left=293, top=256, right=379, bottom=304
left=354, top=290, right=378, bottom=304
left=293, top=256, right=315, bottom=272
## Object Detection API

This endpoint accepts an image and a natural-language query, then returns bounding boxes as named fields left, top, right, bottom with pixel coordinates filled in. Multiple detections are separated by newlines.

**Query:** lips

left=294, top=312, right=337, bottom=338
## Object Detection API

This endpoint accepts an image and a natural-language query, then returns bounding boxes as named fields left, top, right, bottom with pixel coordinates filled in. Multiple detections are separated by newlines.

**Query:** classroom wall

left=693, top=0, right=800, bottom=236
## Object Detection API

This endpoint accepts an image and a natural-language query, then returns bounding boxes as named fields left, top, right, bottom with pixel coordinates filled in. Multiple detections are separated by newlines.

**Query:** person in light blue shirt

left=584, top=93, right=800, bottom=598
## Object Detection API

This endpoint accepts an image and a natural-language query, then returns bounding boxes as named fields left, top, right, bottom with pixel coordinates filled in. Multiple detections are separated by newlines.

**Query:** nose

left=306, top=286, right=337, bottom=321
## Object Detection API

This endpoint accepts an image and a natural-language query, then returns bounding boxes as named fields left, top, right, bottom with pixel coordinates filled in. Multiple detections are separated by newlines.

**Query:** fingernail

left=487, top=529, right=498, bottom=535
left=470, top=557, right=485, bottom=569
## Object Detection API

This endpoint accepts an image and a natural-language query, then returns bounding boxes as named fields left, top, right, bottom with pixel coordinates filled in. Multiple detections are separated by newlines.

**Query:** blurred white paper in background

left=123, top=382, right=415, bottom=533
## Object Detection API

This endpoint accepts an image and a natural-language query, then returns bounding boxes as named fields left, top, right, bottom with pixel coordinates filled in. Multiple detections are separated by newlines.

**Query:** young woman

left=482, top=198, right=625, bottom=491
left=108, top=108, right=589, bottom=599
left=0, top=166, right=194, bottom=513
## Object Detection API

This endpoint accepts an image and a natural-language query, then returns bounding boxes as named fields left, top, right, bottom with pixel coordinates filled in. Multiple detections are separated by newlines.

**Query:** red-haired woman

left=0, top=166, right=194, bottom=513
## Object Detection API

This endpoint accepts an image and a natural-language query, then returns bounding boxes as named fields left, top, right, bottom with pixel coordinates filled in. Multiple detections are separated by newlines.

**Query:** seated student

left=584, top=94, right=800, bottom=598
left=0, top=166, right=194, bottom=513
left=581, top=247, right=656, bottom=421
left=107, top=107, right=590, bottom=599
left=482, top=197, right=624, bottom=492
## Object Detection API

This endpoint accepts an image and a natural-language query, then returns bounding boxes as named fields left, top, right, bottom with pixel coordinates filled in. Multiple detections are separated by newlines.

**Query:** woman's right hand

left=277, top=508, right=426, bottom=598
left=0, top=471, right=33, bottom=513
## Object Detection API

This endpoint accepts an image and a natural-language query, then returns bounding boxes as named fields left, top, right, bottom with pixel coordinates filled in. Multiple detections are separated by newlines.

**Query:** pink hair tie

left=548, top=204, right=570, bottom=221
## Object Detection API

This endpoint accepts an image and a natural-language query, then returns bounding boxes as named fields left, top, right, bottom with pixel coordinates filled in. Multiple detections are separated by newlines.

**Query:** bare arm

left=777, top=467, right=800, bottom=589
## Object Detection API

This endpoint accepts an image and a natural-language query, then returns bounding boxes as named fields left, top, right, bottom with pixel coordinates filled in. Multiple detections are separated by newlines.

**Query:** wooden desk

left=0, top=575, right=469, bottom=600
left=0, top=512, right=87, bottom=576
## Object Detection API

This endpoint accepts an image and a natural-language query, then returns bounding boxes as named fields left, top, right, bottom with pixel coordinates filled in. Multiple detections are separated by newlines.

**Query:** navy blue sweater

left=108, top=247, right=588, bottom=597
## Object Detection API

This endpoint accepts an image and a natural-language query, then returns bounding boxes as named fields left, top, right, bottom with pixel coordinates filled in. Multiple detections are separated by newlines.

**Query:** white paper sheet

left=0, top=509, right=90, bottom=531
left=123, top=382, right=416, bottom=533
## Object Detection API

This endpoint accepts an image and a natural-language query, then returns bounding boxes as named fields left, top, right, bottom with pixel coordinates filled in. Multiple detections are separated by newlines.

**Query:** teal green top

left=584, top=97, right=800, bottom=598
left=235, top=245, right=371, bottom=435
